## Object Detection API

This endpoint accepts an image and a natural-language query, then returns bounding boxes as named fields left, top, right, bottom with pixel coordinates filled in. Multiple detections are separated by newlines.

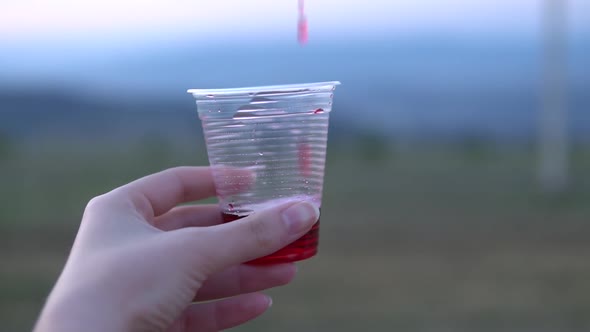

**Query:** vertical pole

left=539, top=0, right=569, bottom=192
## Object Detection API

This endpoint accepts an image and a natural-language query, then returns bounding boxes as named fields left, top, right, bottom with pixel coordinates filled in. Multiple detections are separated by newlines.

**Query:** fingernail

left=267, top=296, right=273, bottom=308
left=281, top=201, right=319, bottom=234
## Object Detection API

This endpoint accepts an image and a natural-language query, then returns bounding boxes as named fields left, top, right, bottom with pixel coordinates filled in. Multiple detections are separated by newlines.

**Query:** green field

left=2, top=140, right=590, bottom=332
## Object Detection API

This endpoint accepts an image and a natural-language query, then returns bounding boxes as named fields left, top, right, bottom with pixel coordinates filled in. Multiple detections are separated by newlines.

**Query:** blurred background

left=1, top=0, right=590, bottom=331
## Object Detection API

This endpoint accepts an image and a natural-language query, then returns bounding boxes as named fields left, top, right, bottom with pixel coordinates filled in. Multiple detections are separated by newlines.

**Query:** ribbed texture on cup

left=202, top=111, right=330, bottom=215
left=194, top=82, right=339, bottom=216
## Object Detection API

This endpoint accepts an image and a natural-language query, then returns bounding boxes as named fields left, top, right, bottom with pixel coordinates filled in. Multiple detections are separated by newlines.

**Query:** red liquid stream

left=222, top=212, right=320, bottom=264
left=297, top=0, right=308, bottom=45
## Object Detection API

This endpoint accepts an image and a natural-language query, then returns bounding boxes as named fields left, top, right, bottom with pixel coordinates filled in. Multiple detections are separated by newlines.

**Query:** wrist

left=34, top=279, right=132, bottom=332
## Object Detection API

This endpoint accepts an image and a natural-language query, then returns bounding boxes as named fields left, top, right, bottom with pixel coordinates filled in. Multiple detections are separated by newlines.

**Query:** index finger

left=111, top=166, right=252, bottom=220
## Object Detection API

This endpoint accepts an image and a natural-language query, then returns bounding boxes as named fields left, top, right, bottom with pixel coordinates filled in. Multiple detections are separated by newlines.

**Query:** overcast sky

left=1, top=0, right=588, bottom=44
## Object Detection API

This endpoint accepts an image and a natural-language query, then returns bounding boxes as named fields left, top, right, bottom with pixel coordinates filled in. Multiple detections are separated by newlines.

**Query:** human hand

left=34, top=167, right=319, bottom=332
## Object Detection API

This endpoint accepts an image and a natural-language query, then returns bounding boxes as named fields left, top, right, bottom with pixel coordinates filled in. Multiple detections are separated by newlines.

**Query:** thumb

left=180, top=200, right=319, bottom=272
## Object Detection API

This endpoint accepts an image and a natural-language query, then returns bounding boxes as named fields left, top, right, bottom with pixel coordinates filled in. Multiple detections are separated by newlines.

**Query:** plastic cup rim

left=187, top=81, right=340, bottom=99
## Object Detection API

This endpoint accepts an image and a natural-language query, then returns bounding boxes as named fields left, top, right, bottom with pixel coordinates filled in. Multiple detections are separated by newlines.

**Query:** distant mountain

left=1, top=38, right=589, bottom=142
left=0, top=88, right=360, bottom=146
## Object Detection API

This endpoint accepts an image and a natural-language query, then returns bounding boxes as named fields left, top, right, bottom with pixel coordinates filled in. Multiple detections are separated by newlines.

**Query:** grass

left=2, top=140, right=590, bottom=331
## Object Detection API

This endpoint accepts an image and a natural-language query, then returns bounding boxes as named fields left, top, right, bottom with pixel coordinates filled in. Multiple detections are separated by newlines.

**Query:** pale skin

left=34, top=166, right=319, bottom=332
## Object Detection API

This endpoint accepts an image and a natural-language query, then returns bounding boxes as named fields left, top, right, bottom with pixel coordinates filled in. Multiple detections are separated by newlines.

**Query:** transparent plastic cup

left=188, top=81, right=340, bottom=264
